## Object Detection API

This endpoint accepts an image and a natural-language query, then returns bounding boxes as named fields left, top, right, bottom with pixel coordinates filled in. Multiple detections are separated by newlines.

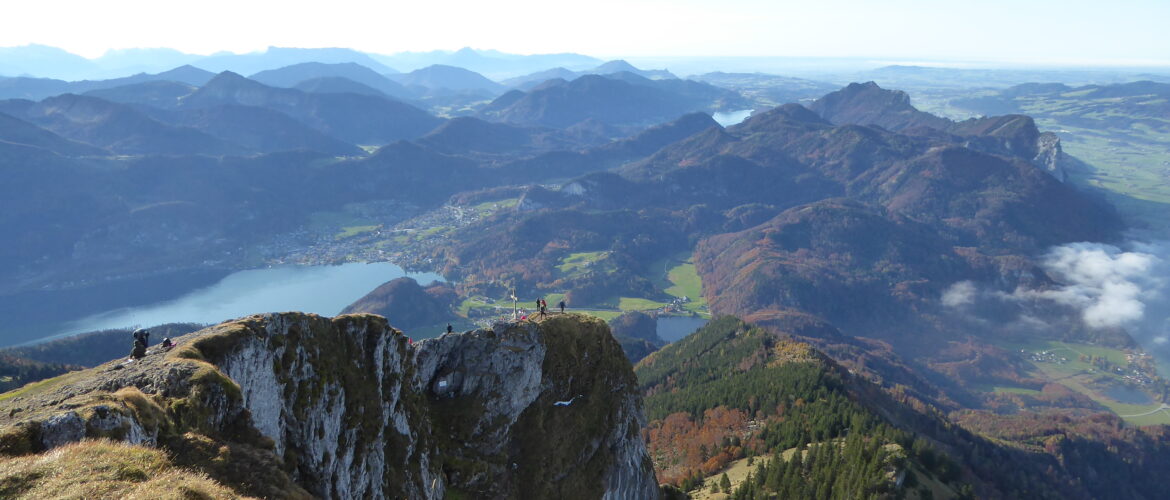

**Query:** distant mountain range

left=249, top=62, right=413, bottom=100
left=175, top=71, right=444, bottom=145
left=502, top=59, right=679, bottom=89
left=0, top=45, right=603, bottom=82
left=389, top=64, right=506, bottom=96
left=1, top=93, right=245, bottom=156
left=369, top=47, right=602, bottom=78
left=481, top=72, right=749, bottom=129
left=0, top=60, right=750, bottom=166
left=0, top=65, right=215, bottom=101
left=0, top=69, right=444, bottom=156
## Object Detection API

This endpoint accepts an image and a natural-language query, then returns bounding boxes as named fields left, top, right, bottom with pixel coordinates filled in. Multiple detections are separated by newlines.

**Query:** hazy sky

left=3, top=0, right=1168, bottom=65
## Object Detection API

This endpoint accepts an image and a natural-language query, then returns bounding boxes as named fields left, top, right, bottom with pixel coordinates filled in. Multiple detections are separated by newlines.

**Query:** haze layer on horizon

left=1, top=0, right=1168, bottom=67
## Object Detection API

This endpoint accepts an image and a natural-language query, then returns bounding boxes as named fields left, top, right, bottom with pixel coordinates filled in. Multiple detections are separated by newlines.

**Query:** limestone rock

left=0, top=312, right=659, bottom=500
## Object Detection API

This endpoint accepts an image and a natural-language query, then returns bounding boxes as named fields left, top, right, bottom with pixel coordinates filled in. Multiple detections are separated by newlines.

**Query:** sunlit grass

left=991, top=386, right=1042, bottom=395
left=618, top=297, right=667, bottom=311
left=556, top=251, right=611, bottom=278
left=335, top=225, right=379, bottom=240
left=0, top=440, right=253, bottom=499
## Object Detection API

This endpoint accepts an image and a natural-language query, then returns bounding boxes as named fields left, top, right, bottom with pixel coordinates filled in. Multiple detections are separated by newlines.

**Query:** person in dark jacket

left=132, top=328, right=150, bottom=347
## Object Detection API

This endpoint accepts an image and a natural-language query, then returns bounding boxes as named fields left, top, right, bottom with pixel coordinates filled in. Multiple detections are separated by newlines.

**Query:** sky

left=2, top=0, right=1169, bottom=66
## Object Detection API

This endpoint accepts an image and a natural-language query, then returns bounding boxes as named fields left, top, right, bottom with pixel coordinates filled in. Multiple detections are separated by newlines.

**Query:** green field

left=556, top=251, right=613, bottom=278
left=665, top=262, right=707, bottom=315
left=991, top=338, right=1170, bottom=425
left=990, top=386, right=1042, bottom=396
left=335, top=225, right=380, bottom=240
left=618, top=297, right=668, bottom=311
left=457, top=295, right=538, bottom=319
left=471, top=198, right=518, bottom=217
left=652, top=253, right=709, bottom=316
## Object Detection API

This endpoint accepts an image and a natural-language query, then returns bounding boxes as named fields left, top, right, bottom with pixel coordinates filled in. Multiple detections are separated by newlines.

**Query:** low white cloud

left=942, top=242, right=1167, bottom=331
left=1025, top=243, right=1161, bottom=329
left=941, top=281, right=977, bottom=308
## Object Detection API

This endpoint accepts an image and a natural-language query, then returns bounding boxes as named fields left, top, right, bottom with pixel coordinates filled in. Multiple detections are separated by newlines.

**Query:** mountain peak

left=393, top=65, right=504, bottom=93
left=595, top=59, right=639, bottom=73
left=205, top=70, right=250, bottom=83
left=809, top=81, right=951, bottom=131
left=192, top=70, right=270, bottom=96
left=152, top=64, right=215, bottom=85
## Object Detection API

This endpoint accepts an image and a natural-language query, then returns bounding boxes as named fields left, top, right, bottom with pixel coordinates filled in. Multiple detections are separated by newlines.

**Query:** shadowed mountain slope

left=389, top=64, right=505, bottom=95
left=182, top=71, right=443, bottom=144
left=479, top=73, right=747, bottom=129
left=0, top=111, right=107, bottom=156
left=6, top=94, right=244, bottom=155
left=249, top=62, right=413, bottom=100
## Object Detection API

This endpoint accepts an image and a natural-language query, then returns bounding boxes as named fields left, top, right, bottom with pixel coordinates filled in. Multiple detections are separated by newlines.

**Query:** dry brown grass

left=0, top=439, right=254, bottom=499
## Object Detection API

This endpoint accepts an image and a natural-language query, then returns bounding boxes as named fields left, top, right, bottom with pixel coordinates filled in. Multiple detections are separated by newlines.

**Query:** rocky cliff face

left=1033, top=131, right=1069, bottom=182
left=0, top=312, right=659, bottom=499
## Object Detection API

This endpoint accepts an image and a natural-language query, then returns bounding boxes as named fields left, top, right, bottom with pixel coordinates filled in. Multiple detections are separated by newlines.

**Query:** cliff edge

left=0, top=312, right=658, bottom=499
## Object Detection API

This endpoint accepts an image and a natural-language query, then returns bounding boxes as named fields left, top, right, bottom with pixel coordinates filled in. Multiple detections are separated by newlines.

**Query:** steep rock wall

left=0, top=312, right=659, bottom=500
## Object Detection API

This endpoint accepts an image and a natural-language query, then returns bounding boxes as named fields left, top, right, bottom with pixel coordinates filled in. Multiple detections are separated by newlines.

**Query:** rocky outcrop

left=0, top=312, right=659, bottom=500
left=949, top=114, right=1069, bottom=181
left=811, top=83, right=1071, bottom=182
left=340, top=277, right=455, bottom=331
left=1032, top=131, right=1069, bottom=182
left=808, top=81, right=952, bottom=132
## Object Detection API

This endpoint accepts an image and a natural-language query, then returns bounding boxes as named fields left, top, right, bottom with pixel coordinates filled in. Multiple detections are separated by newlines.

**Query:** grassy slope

left=0, top=439, right=254, bottom=499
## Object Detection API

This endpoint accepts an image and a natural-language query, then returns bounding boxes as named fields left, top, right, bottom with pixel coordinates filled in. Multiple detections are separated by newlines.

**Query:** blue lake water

left=47, top=262, right=442, bottom=342
left=712, top=109, right=753, bottom=127
left=656, top=316, right=709, bottom=342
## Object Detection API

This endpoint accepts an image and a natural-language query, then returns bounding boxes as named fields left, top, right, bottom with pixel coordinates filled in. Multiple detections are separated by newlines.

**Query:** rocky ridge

left=0, top=312, right=657, bottom=499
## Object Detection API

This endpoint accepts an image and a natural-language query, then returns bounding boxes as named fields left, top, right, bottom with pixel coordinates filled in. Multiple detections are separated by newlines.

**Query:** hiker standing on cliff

left=558, top=300, right=566, bottom=313
left=130, top=329, right=149, bottom=359
left=132, top=328, right=149, bottom=347
left=446, top=323, right=453, bottom=334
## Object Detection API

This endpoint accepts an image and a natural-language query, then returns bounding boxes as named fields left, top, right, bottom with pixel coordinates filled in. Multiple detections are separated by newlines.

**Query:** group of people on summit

left=534, top=297, right=567, bottom=318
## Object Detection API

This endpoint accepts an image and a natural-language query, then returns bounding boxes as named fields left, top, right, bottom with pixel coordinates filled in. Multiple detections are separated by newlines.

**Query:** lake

left=712, top=109, right=754, bottom=127
left=657, top=316, right=709, bottom=342
left=10, top=263, right=442, bottom=347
